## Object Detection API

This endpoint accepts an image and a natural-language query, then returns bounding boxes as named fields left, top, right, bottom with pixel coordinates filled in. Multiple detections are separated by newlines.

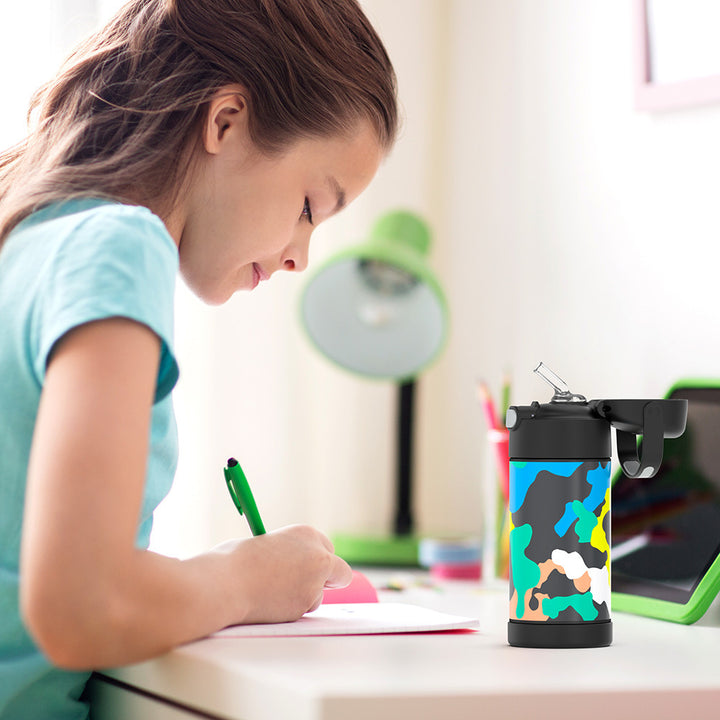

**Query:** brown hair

left=0, top=0, right=398, bottom=244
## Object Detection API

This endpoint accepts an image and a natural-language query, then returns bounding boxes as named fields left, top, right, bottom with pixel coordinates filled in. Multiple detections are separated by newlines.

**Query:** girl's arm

left=20, top=317, right=350, bottom=670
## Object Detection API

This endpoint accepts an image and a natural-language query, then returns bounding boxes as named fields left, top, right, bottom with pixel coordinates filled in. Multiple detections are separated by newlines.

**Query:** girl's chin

left=178, top=266, right=257, bottom=305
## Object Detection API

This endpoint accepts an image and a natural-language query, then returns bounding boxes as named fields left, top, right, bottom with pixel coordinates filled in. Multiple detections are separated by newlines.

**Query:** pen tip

left=227, top=457, right=238, bottom=467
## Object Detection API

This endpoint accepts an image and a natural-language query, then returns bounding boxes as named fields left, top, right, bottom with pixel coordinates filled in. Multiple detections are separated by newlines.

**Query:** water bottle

left=505, top=363, right=688, bottom=648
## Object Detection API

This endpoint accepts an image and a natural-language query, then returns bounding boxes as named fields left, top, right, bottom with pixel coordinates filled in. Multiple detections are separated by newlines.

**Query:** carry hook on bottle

left=505, top=363, right=688, bottom=648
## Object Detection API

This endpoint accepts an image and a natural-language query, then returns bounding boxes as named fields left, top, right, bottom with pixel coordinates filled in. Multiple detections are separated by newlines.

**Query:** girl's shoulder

left=6, top=197, right=178, bottom=277
left=1, top=197, right=180, bottom=398
left=20, top=198, right=174, bottom=252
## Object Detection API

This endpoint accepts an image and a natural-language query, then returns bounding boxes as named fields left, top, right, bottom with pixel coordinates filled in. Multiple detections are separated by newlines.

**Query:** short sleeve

left=32, top=204, right=179, bottom=402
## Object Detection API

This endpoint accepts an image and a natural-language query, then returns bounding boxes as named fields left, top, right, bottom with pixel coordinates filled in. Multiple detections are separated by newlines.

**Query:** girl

left=0, top=0, right=398, bottom=716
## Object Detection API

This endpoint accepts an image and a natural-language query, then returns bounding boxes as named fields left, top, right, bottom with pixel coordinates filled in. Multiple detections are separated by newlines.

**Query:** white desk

left=88, top=572, right=720, bottom=720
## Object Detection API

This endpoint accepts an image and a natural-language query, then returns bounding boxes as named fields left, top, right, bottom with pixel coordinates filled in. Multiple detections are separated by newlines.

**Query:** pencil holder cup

left=483, top=428, right=509, bottom=581
left=505, top=363, right=688, bottom=648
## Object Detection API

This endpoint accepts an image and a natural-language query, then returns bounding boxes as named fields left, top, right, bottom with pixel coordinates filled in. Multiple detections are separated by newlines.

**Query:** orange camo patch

left=523, top=592, right=550, bottom=621
left=510, top=561, right=556, bottom=621
left=538, top=558, right=561, bottom=584
left=573, top=572, right=592, bottom=593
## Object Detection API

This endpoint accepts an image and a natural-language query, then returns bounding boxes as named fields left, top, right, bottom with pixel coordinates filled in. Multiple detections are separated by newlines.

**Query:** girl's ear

left=203, top=84, right=250, bottom=155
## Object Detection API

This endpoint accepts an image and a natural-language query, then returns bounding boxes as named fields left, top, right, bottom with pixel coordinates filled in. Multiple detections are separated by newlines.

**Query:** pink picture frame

left=635, top=0, right=720, bottom=111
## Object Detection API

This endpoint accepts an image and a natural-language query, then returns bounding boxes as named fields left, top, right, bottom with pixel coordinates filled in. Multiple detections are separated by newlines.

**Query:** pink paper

left=322, top=569, right=378, bottom=604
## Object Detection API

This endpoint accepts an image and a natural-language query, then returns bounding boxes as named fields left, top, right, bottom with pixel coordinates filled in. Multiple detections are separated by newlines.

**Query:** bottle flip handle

left=592, top=399, right=688, bottom=479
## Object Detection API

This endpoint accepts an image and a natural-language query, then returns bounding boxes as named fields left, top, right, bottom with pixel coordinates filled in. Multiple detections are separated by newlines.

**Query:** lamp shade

left=300, top=210, right=448, bottom=381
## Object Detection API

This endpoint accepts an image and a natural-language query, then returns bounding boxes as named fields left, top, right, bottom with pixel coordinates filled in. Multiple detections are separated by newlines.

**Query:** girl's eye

left=301, top=197, right=313, bottom=225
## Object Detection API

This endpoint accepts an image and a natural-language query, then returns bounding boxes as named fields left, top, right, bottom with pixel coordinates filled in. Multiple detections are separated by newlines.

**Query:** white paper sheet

left=210, top=603, right=479, bottom=638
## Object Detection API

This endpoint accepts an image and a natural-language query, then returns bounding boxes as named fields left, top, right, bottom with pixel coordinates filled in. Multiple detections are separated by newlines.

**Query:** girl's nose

left=282, top=235, right=310, bottom=273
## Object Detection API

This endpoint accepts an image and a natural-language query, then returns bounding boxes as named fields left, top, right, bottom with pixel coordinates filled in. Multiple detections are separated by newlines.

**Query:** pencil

left=500, top=372, right=512, bottom=421
left=476, top=379, right=510, bottom=503
left=476, top=379, right=499, bottom=430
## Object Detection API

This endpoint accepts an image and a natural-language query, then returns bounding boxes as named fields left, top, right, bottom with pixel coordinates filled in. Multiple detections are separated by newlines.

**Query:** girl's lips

left=251, top=263, right=270, bottom=289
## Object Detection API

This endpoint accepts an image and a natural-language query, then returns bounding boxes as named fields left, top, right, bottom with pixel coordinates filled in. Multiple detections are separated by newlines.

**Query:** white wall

left=4, top=1, right=720, bottom=557
left=421, top=0, right=720, bottom=533
left=0, top=2, right=97, bottom=147
left=155, top=0, right=720, bottom=555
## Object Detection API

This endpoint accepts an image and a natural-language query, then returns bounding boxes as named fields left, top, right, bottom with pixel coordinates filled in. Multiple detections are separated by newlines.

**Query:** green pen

left=223, top=457, right=266, bottom=536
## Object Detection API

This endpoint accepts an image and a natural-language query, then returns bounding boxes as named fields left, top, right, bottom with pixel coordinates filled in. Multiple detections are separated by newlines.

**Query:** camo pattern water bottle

left=505, top=364, right=687, bottom=648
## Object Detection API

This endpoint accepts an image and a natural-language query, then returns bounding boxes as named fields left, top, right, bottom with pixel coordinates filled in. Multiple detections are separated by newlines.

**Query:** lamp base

left=331, top=532, right=420, bottom=566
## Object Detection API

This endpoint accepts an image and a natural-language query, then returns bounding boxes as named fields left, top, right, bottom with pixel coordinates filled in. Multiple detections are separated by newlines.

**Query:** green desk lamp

left=300, top=210, right=449, bottom=565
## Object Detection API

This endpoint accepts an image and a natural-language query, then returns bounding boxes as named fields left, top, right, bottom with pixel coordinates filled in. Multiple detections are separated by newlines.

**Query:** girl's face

left=170, top=89, right=384, bottom=305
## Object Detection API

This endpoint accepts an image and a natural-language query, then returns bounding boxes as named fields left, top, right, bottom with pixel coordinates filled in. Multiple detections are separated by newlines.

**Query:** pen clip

left=225, top=474, right=245, bottom=515
left=224, top=457, right=266, bottom=536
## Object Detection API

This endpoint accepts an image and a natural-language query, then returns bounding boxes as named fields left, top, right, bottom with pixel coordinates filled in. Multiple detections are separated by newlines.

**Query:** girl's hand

left=211, top=525, right=352, bottom=625
left=21, top=316, right=350, bottom=667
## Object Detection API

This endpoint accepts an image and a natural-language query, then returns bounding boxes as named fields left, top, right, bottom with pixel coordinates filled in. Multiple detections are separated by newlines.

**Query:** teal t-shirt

left=0, top=199, right=180, bottom=718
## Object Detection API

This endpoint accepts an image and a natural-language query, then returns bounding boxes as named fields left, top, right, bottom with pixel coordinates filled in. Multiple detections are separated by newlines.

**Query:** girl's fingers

left=324, top=555, right=352, bottom=589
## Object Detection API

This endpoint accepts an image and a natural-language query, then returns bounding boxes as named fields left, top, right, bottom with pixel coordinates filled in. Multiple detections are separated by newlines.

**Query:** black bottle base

left=508, top=620, right=612, bottom=648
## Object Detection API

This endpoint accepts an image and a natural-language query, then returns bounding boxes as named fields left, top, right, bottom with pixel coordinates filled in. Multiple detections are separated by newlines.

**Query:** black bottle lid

left=506, top=401, right=611, bottom=461
left=509, top=365, right=688, bottom=476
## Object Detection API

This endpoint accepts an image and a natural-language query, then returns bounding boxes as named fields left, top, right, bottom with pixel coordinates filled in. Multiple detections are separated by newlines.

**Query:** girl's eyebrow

left=327, top=176, right=346, bottom=214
